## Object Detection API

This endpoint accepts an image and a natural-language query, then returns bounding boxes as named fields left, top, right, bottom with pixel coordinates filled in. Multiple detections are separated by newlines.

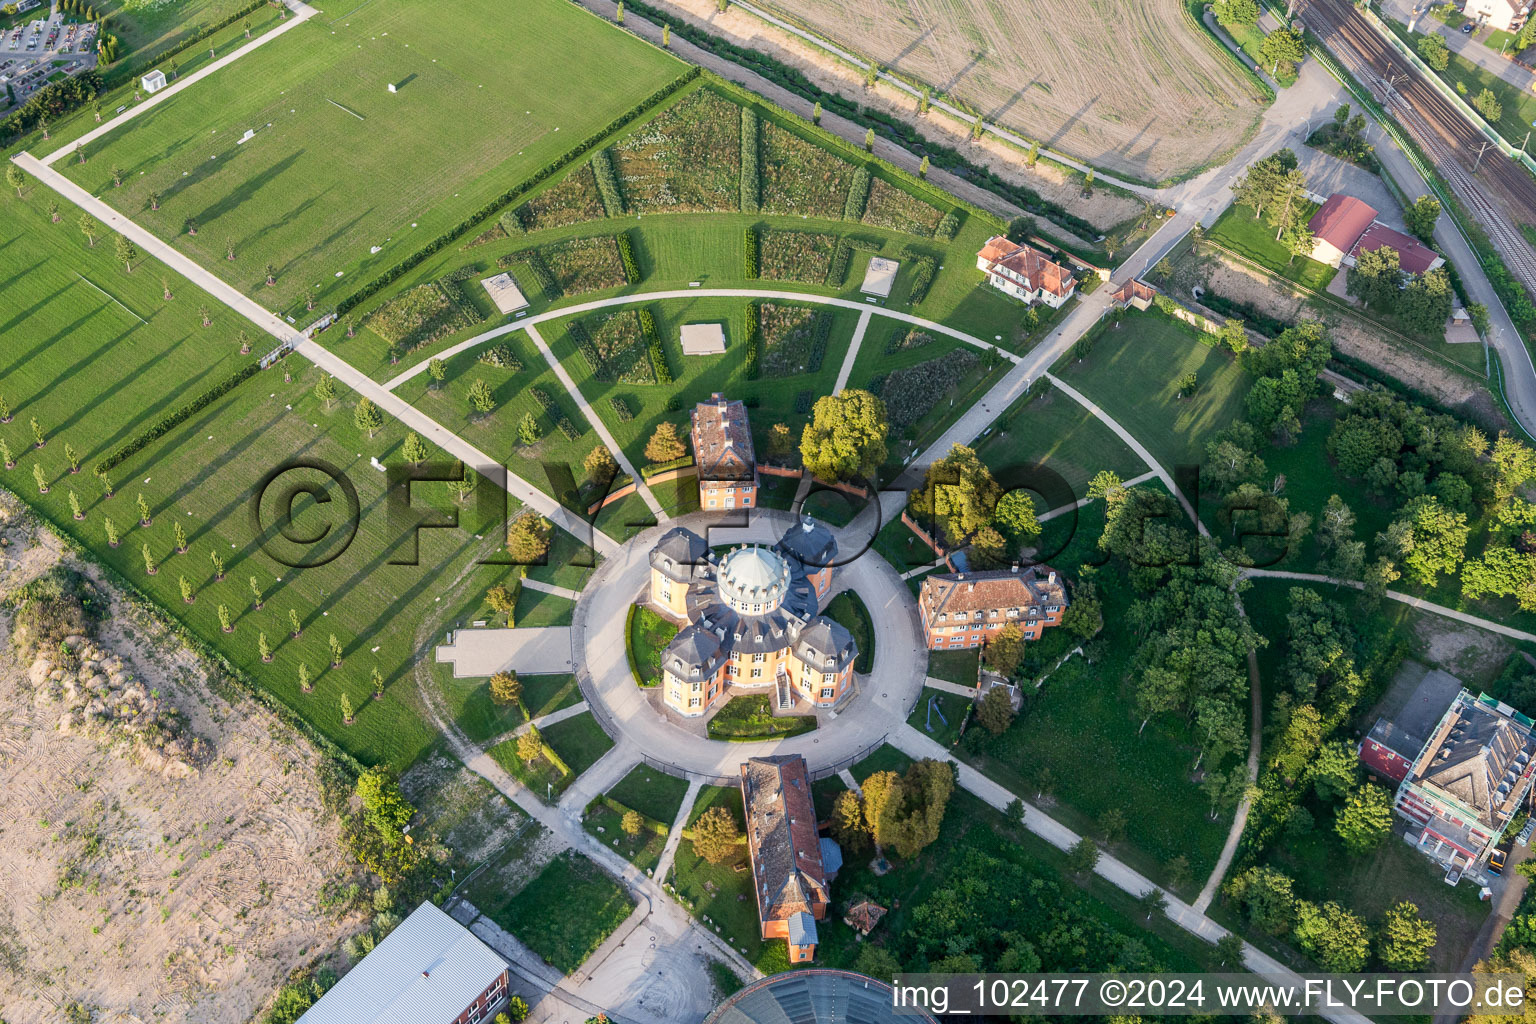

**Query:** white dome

left=718, top=545, right=790, bottom=614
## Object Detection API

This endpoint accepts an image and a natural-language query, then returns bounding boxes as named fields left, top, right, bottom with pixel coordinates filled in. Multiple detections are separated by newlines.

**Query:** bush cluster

left=740, top=107, right=761, bottom=213
left=0, top=70, right=102, bottom=141
left=336, top=68, right=699, bottom=316
left=905, top=255, right=937, bottom=304
left=744, top=302, right=762, bottom=380
left=934, top=210, right=961, bottom=241
left=529, top=387, right=581, bottom=440
left=638, top=308, right=672, bottom=384
left=609, top=395, right=636, bottom=422
left=591, top=148, right=626, bottom=216
left=95, top=361, right=260, bottom=473
left=617, top=230, right=641, bottom=284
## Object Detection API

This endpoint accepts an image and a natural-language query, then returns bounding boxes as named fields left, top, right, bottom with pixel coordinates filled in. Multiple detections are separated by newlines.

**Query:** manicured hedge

left=638, top=308, right=672, bottom=385
left=610, top=395, right=636, bottom=422
left=843, top=166, right=871, bottom=221
left=642, top=455, right=693, bottom=477
left=517, top=251, right=559, bottom=299
left=740, top=107, right=761, bottom=214
left=827, top=239, right=852, bottom=287
left=744, top=302, right=761, bottom=380
left=530, top=387, right=582, bottom=440
left=94, top=361, right=261, bottom=473
left=935, top=210, right=961, bottom=241
left=906, top=255, right=937, bottom=304
left=591, top=148, right=626, bottom=216
left=743, top=227, right=759, bottom=279
left=336, top=68, right=700, bottom=317
left=617, top=229, right=641, bottom=284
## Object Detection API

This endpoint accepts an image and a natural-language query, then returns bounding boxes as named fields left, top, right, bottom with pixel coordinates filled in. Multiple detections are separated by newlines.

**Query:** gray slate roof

left=792, top=617, right=857, bottom=674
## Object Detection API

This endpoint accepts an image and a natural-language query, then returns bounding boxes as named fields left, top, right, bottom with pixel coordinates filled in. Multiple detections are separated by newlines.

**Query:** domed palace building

left=647, top=518, right=857, bottom=717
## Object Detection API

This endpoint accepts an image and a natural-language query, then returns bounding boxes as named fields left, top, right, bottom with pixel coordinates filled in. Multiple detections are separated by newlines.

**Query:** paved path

left=483, top=700, right=592, bottom=750
left=836, top=768, right=862, bottom=795
left=559, top=742, right=643, bottom=815
left=1400, top=5, right=1536, bottom=93
left=384, top=288, right=1020, bottom=392
left=1243, top=568, right=1536, bottom=643
left=436, top=626, right=575, bottom=677
left=38, top=0, right=320, bottom=167
left=522, top=577, right=583, bottom=601
left=11, top=154, right=623, bottom=560
left=524, top=323, right=666, bottom=521
left=922, top=676, right=975, bottom=698
left=889, top=724, right=1370, bottom=1024
left=654, top=776, right=703, bottom=881
left=1036, top=469, right=1157, bottom=523
left=833, top=308, right=874, bottom=394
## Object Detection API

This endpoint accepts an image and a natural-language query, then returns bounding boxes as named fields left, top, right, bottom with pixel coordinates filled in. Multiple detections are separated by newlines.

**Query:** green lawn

left=823, top=590, right=874, bottom=673
left=906, top=686, right=969, bottom=748
left=706, top=694, right=817, bottom=740
left=1207, top=203, right=1338, bottom=291
left=1055, top=309, right=1248, bottom=471
left=871, top=514, right=940, bottom=574
left=927, top=648, right=979, bottom=686
left=1220, top=18, right=1299, bottom=87
left=439, top=671, right=580, bottom=746
left=976, top=387, right=1149, bottom=498
left=583, top=801, right=668, bottom=873
left=486, top=850, right=635, bottom=973
left=56, top=0, right=686, bottom=317
left=541, top=710, right=615, bottom=777
left=627, top=605, right=678, bottom=688
left=607, top=763, right=692, bottom=825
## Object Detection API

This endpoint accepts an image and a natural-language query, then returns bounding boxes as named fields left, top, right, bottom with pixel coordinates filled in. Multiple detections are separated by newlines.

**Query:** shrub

left=740, top=106, right=761, bottom=213
left=365, top=280, right=479, bottom=352
left=759, top=304, right=831, bottom=375
left=590, top=148, right=626, bottom=216
left=759, top=230, right=837, bottom=283
left=935, top=210, right=961, bottom=241
left=500, top=236, right=628, bottom=297
left=477, top=343, right=523, bottom=371
left=862, top=177, right=942, bottom=235
left=743, top=226, right=759, bottom=279
left=744, top=302, right=761, bottom=380
left=610, top=395, right=636, bottom=422
left=579, top=311, right=654, bottom=383
left=529, top=388, right=582, bottom=440
left=513, top=164, right=606, bottom=231
left=905, top=255, right=937, bottom=304
left=886, top=328, right=934, bottom=354
left=874, top=348, right=981, bottom=430
left=96, top=362, right=260, bottom=472
left=843, top=166, right=872, bottom=221
left=0, top=69, right=102, bottom=142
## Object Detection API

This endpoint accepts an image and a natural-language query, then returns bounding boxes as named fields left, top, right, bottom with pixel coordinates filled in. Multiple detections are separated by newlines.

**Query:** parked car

left=1490, top=846, right=1510, bottom=874
left=1461, top=21, right=1475, bottom=33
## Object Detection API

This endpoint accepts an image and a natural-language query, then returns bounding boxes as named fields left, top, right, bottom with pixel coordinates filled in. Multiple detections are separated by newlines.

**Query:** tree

left=1474, top=88, right=1503, bottom=123
left=992, top=489, right=1040, bottom=543
left=1347, top=245, right=1403, bottom=310
left=516, top=411, right=542, bottom=447
left=489, top=670, right=521, bottom=706
left=507, top=512, right=552, bottom=564
left=828, top=789, right=870, bottom=852
left=645, top=421, right=687, bottom=464
left=313, top=374, right=338, bottom=410
left=339, top=692, right=355, bottom=724
left=1310, top=739, right=1360, bottom=801
left=1066, top=837, right=1099, bottom=876
left=1377, top=901, right=1437, bottom=971
left=1225, top=865, right=1295, bottom=935
left=1378, top=495, right=1468, bottom=587
left=1293, top=900, right=1370, bottom=971
left=864, top=126, right=875, bottom=152
left=1232, top=158, right=1281, bottom=218
left=1405, top=195, right=1441, bottom=241
left=584, top=445, right=618, bottom=480
left=6, top=165, right=24, bottom=196
left=427, top=358, right=447, bottom=388
left=799, top=389, right=888, bottom=483
left=1219, top=317, right=1249, bottom=355
left=1214, top=0, right=1260, bottom=25
left=1461, top=546, right=1536, bottom=610
left=1215, top=932, right=1246, bottom=968
left=78, top=212, right=98, bottom=247
left=1261, top=26, right=1305, bottom=76
left=486, top=582, right=520, bottom=625
left=621, top=809, right=644, bottom=836
left=516, top=725, right=543, bottom=765
left=1266, top=168, right=1310, bottom=241
left=1400, top=267, right=1454, bottom=337
left=1176, top=371, right=1199, bottom=398
left=1335, top=782, right=1394, bottom=854
left=661, top=23, right=669, bottom=47
left=986, top=623, right=1026, bottom=676
left=861, top=760, right=954, bottom=859
left=354, top=397, right=384, bottom=438
left=1491, top=431, right=1536, bottom=505
left=1200, top=764, right=1249, bottom=819
left=918, top=154, right=929, bottom=178
left=909, top=444, right=1001, bottom=547
left=975, top=685, right=1016, bottom=735
left=692, top=805, right=741, bottom=864
left=1286, top=224, right=1316, bottom=266
left=1417, top=31, right=1450, bottom=70
left=402, top=432, right=428, bottom=465
left=1087, top=469, right=1125, bottom=504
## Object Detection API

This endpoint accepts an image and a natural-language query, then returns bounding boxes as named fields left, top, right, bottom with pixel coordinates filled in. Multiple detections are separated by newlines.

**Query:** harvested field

left=750, top=0, right=1267, bottom=181
left=0, top=498, right=357, bottom=1024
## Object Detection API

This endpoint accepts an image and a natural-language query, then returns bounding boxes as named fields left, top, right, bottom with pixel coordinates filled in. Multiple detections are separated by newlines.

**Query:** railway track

left=1300, top=0, right=1536, bottom=292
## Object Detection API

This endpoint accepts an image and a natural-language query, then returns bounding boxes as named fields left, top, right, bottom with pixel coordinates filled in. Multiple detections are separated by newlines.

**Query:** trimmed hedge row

left=740, top=107, right=761, bottom=214
left=935, top=210, right=961, bottom=242
left=336, top=67, right=700, bottom=317
left=588, top=794, right=670, bottom=837
left=94, top=361, right=261, bottom=474
left=591, top=148, right=626, bottom=216
left=566, top=320, right=604, bottom=376
left=530, top=387, right=582, bottom=441
left=743, top=227, right=759, bottom=279
left=639, top=308, right=672, bottom=385
left=828, top=239, right=852, bottom=287
left=617, top=229, right=641, bottom=284
left=498, top=209, right=524, bottom=237
left=906, top=255, right=937, bottom=304
left=744, top=301, right=762, bottom=379
left=610, top=395, right=636, bottom=422
left=843, top=166, right=871, bottom=221
left=514, top=251, right=559, bottom=299
left=643, top=454, right=694, bottom=476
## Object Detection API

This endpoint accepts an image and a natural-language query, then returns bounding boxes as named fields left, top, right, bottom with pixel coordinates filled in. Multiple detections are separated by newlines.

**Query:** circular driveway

left=572, top=508, right=927, bottom=777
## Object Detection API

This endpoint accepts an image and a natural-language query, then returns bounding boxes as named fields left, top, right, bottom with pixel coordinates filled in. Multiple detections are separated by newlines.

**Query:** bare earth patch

left=0, top=498, right=356, bottom=1024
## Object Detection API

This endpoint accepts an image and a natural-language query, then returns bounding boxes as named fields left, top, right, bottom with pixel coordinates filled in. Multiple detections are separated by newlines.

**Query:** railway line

left=1299, top=0, right=1536, bottom=291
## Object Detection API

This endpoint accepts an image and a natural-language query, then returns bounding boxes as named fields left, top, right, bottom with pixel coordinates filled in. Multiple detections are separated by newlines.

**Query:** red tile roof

left=692, top=392, right=755, bottom=483
left=1307, top=194, right=1378, bottom=252
left=742, top=755, right=829, bottom=930
left=1349, top=223, right=1444, bottom=276
left=978, top=236, right=1076, bottom=299
left=919, top=567, right=1068, bottom=618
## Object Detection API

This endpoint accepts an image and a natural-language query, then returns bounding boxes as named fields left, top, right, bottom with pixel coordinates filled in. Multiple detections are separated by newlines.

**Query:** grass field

left=907, top=686, right=968, bottom=747
left=57, top=0, right=685, bottom=315
left=1206, top=203, right=1338, bottom=292
left=749, top=0, right=1265, bottom=182
left=607, top=763, right=691, bottom=825
left=976, top=388, right=1149, bottom=498
left=1055, top=310, right=1248, bottom=471
left=823, top=589, right=874, bottom=673
left=439, top=670, right=581, bottom=745
left=483, top=849, right=635, bottom=973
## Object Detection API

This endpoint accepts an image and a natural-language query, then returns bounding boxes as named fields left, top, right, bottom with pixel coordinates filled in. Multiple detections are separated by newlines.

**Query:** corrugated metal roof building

left=298, top=902, right=510, bottom=1024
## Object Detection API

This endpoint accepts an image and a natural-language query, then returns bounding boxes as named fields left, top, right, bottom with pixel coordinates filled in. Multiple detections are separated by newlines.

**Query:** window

left=753, top=652, right=766, bottom=663
left=692, top=681, right=702, bottom=692
left=751, top=668, right=762, bottom=679
left=821, top=688, right=834, bottom=699
left=708, top=500, right=716, bottom=508
left=689, top=698, right=701, bottom=708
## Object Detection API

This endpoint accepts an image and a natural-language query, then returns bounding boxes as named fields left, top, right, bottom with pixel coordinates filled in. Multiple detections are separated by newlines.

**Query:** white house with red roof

left=1463, top=0, right=1532, bottom=31
left=976, top=236, right=1077, bottom=308
left=1306, top=193, right=1444, bottom=275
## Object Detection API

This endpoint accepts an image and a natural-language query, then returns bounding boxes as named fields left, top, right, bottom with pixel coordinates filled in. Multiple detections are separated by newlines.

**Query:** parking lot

left=0, top=10, right=96, bottom=109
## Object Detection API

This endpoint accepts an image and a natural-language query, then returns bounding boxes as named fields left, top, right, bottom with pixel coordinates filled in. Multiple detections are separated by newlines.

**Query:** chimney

left=1048, top=571, right=1057, bottom=584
